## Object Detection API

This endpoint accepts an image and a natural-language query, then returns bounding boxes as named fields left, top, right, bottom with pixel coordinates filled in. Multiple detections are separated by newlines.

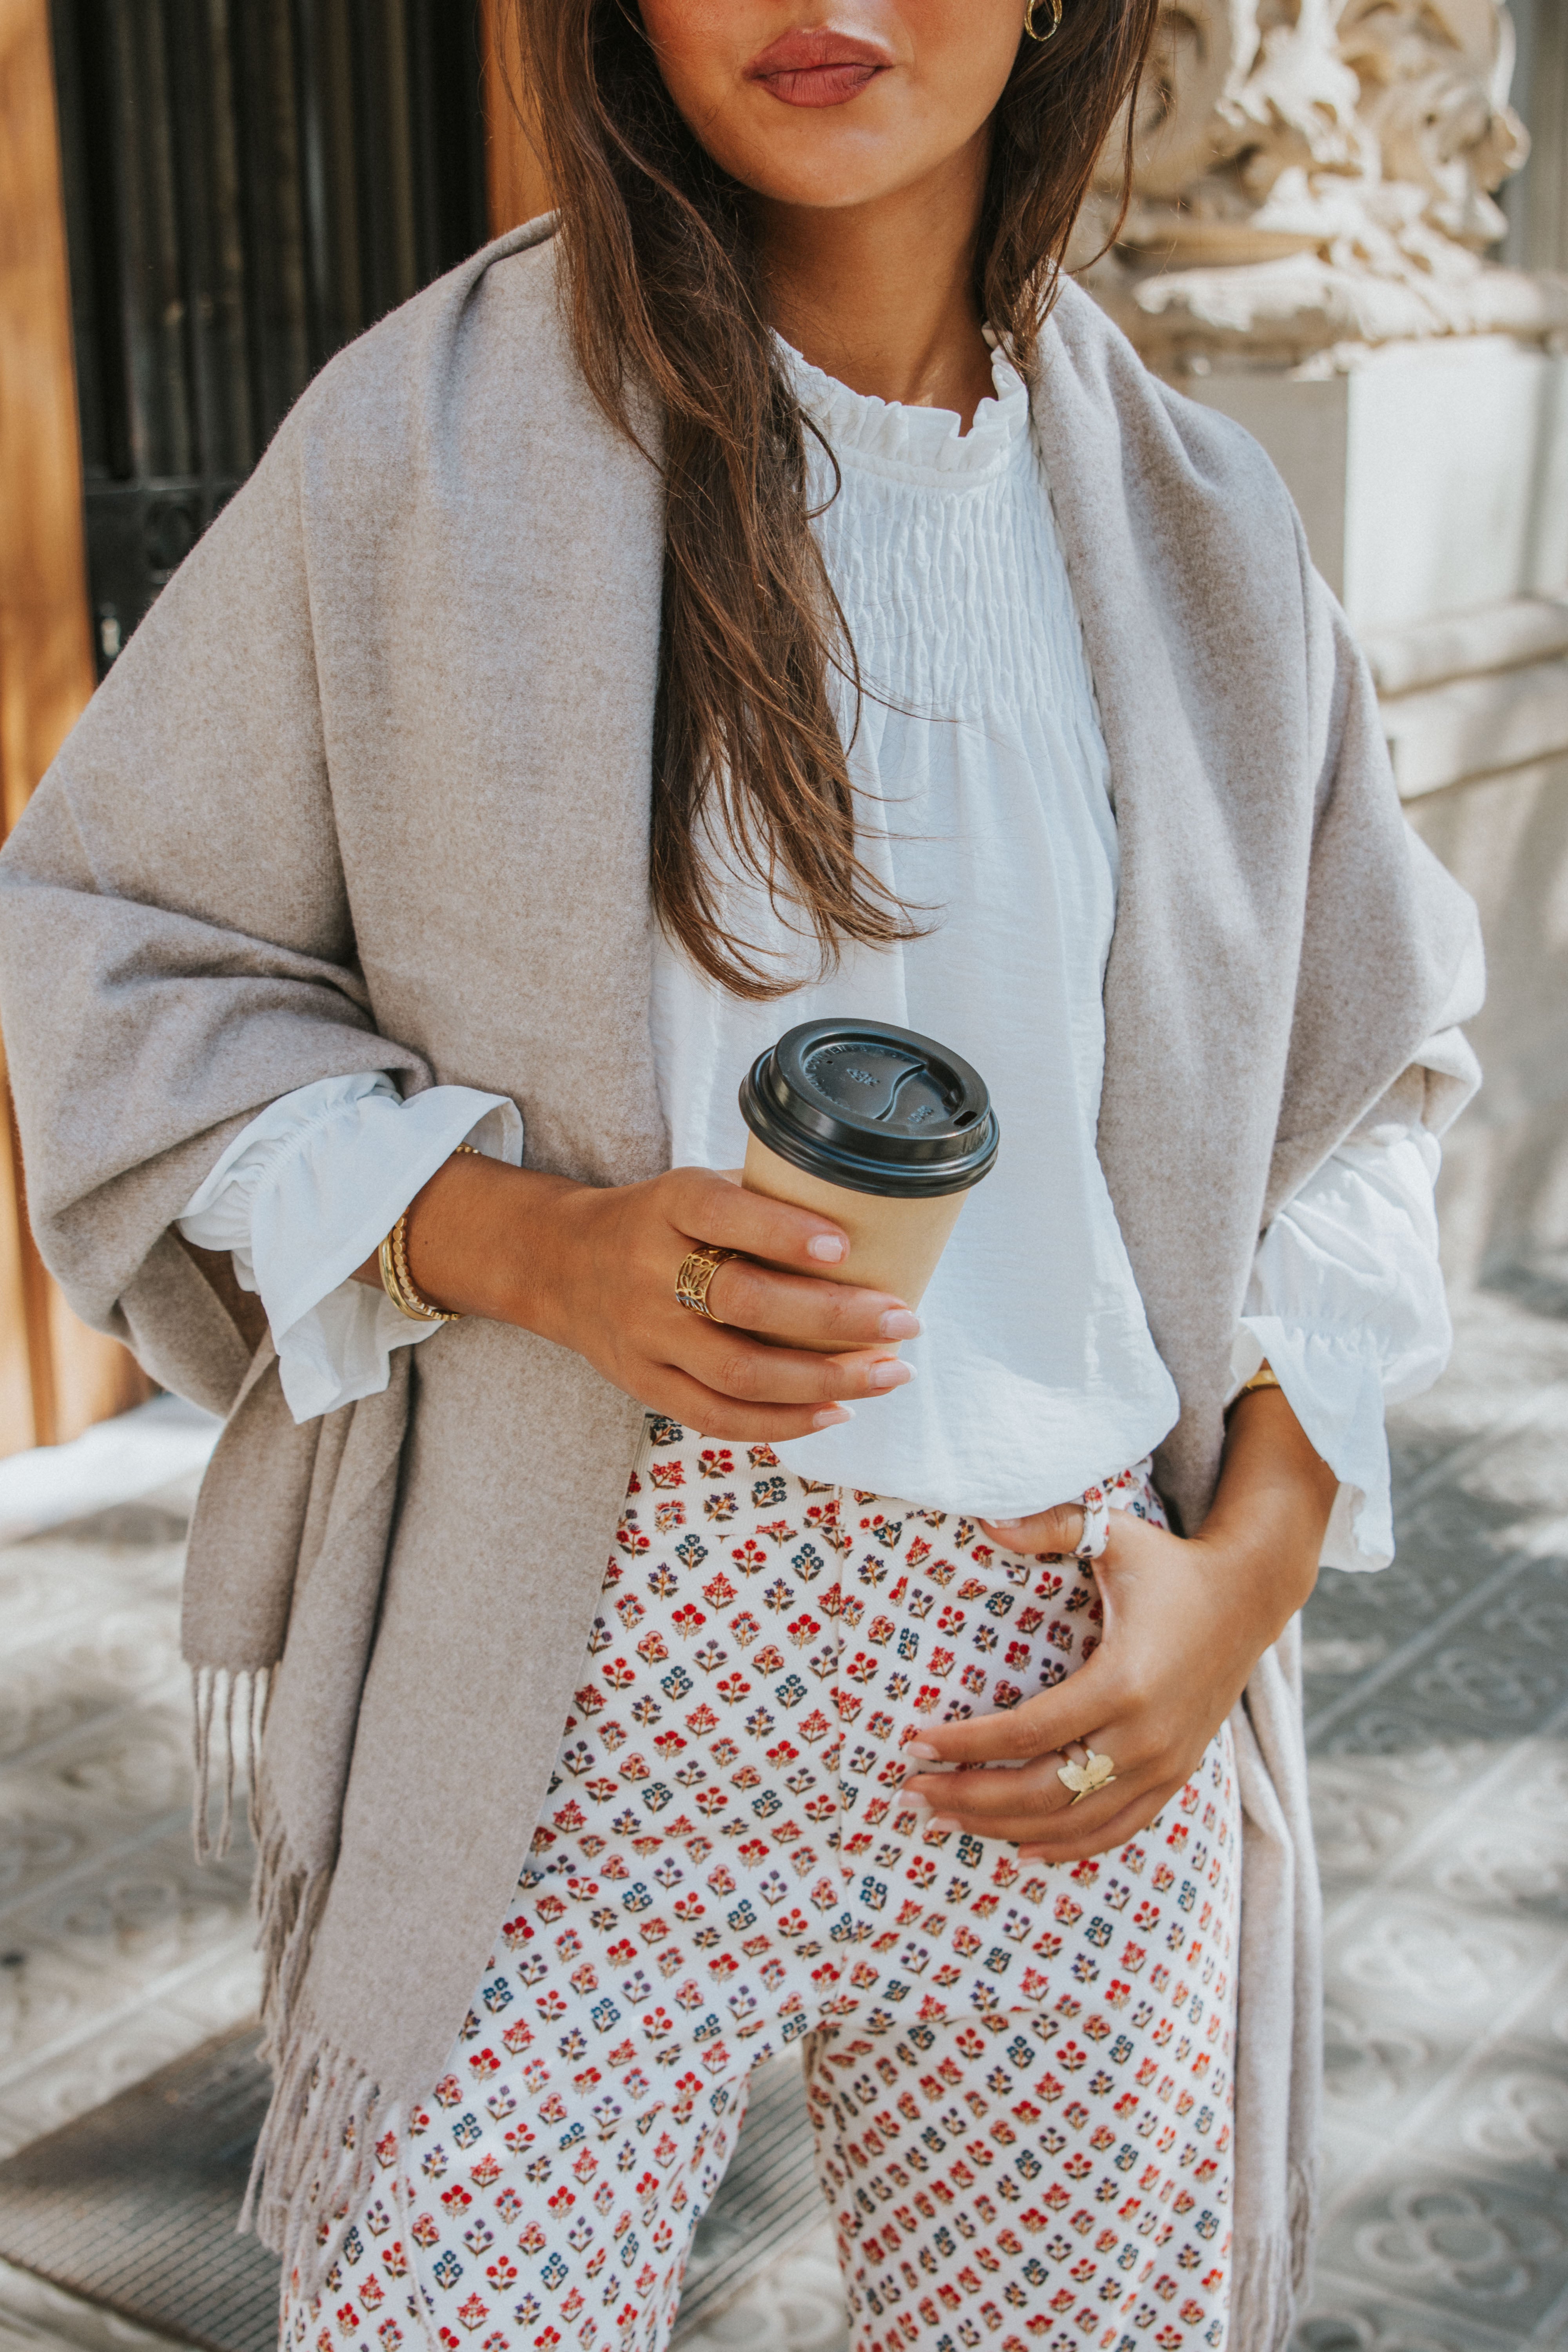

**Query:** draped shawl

left=0, top=221, right=1482, bottom=2343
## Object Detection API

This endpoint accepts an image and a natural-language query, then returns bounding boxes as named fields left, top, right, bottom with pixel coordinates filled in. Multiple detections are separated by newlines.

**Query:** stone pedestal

left=1175, top=341, right=1568, bottom=1300
left=1185, top=336, right=1568, bottom=631
left=1405, top=759, right=1568, bottom=1306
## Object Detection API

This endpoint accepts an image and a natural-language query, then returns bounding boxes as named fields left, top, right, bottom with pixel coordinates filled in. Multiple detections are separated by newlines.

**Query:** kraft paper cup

left=737, top=1017, right=999, bottom=1349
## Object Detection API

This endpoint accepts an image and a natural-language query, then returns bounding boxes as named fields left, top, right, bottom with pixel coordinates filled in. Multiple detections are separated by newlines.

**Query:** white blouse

left=178, top=345, right=1454, bottom=1571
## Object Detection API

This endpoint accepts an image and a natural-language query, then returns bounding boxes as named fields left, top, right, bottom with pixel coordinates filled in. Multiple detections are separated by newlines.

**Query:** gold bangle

left=378, top=1143, right=481, bottom=1325
left=1240, top=1361, right=1281, bottom=1396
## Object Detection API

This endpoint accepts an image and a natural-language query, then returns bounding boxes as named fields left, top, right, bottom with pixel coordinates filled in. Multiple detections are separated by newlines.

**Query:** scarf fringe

left=1232, top=2161, right=1318, bottom=2352
left=237, top=1802, right=405, bottom=2316
left=191, top=1665, right=270, bottom=1860
left=188, top=1701, right=393, bottom=2320
left=1231, top=2231, right=1294, bottom=2352
left=240, top=2001, right=399, bottom=2310
left=1289, top=2155, right=1319, bottom=2305
left=251, top=1805, right=332, bottom=2045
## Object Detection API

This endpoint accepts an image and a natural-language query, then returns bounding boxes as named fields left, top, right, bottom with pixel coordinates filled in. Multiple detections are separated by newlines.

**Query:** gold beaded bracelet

left=377, top=1143, right=481, bottom=1325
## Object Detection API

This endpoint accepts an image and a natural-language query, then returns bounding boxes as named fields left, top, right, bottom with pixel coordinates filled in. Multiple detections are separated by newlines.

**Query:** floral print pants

left=281, top=1420, right=1241, bottom=2352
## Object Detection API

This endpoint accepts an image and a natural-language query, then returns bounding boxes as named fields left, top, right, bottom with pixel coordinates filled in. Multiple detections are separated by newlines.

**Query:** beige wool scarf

left=0, top=222, right=1481, bottom=2343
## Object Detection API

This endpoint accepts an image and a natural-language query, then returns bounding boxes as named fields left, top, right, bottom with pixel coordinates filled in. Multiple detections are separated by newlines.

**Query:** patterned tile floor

left=1292, top=1283, right=1568, bottom=2352
left=0, top=1286, right=1565, bottom=2352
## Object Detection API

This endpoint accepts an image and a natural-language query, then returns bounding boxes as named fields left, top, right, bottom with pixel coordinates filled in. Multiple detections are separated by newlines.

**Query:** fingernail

left=904, top=1740, right=940, bottom=1760
left=989, top=1519, right=1024, bottom=1535
left=903, top=1791, right=931, bottom=1814
left=927, top=1817, right=962, bottom=1836
left=808, top=1235, right=847, bottom=1263
left=868, top=1359, right=914, bottom=1390
left=878, top=1309, right=921, bottom=1340
left=813, top=1406, right=853, bottom=1429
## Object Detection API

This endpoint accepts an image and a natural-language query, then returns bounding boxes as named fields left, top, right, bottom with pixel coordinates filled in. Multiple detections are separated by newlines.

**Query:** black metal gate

left=49, top=0, right=489, bottom=672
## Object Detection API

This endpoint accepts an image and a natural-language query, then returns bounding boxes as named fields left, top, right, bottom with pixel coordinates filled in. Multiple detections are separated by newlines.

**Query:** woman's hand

left=358, top=1151, right=920, bottom=1441
left=901, top=1387, right=1338, bottom=1860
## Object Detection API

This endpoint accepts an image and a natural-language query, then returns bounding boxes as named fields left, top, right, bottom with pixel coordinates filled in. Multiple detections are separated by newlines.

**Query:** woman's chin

left=711, top=136, right=942, bottom=218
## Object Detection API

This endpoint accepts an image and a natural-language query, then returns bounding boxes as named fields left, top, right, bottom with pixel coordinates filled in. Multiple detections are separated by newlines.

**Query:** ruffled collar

left=780, top=332, right=1031, bottom=486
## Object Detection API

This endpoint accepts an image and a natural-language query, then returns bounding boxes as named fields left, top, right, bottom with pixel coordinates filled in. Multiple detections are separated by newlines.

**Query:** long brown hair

left=512, top=2, right=1158, bottom=997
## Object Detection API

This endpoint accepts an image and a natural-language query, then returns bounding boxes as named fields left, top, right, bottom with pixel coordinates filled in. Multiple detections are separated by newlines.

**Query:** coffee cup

left=738, top=1017, right=999, bottom=1347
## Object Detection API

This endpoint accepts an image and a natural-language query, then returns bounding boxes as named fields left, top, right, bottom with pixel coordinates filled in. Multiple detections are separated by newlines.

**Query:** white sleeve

left=177, top=1072, right=523, bottom=1424
left=1231, top=1123, right=1450, bottom=1573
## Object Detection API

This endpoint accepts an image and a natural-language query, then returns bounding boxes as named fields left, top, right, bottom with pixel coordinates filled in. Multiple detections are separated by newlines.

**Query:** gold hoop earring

left=1024, top=0, right=1063, bottom=38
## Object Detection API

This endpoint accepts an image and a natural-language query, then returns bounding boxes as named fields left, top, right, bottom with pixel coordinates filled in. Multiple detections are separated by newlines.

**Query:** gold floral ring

left=1057, top=1742, right=1117, bottom=1805
left=675, top=1244, right=737, bottom=1322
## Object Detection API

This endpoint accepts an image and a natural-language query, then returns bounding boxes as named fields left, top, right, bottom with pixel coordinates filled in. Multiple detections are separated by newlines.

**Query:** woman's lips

left=744, top=27, right=893, bottom=108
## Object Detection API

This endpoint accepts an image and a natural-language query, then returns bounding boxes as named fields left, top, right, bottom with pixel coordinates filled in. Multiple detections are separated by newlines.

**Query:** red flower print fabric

left=281, top=1423, right=1239, bottom=2352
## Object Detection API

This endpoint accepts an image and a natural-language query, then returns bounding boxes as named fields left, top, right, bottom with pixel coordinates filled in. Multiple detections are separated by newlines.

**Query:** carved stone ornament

left=1074, top=0, right=1568, bottom=368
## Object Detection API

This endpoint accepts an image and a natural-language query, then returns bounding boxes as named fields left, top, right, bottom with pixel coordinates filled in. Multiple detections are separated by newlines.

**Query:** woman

left=0, top=5, right=1481, bottom=2350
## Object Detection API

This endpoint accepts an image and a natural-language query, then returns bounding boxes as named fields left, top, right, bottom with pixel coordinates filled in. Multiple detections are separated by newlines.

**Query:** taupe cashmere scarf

left=0, top=222, right=1481, bottom=2343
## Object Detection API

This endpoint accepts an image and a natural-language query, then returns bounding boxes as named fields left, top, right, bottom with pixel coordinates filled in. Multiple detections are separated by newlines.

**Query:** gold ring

left=675, top=1245, right=737, bottom=1321
left=1057, top=1745, right=1116, bottom=1805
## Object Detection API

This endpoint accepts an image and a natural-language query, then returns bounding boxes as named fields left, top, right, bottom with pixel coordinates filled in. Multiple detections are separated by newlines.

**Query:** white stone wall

left=1085, top=0, right=1568, bottom=1297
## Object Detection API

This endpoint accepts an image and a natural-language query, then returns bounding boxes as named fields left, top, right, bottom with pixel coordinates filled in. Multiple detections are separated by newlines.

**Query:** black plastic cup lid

left=739, top=1018, right=1000, bottom=1200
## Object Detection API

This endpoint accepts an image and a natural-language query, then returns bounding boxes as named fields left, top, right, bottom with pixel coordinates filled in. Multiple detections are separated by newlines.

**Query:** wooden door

left=0, top=0, right=535, bottom=1454
left=480, top=0, right=551, bottom=234
left=0, top=0, right=148, bottom=1451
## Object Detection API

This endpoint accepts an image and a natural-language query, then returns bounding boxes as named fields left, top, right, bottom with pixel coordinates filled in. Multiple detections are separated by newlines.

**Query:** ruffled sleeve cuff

left=178, top=1072, right=523, bottom=1423
left=1231, top=1129, right=1452, bottom=1573
left=1230, top=1318, right=1396, bottom=1570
